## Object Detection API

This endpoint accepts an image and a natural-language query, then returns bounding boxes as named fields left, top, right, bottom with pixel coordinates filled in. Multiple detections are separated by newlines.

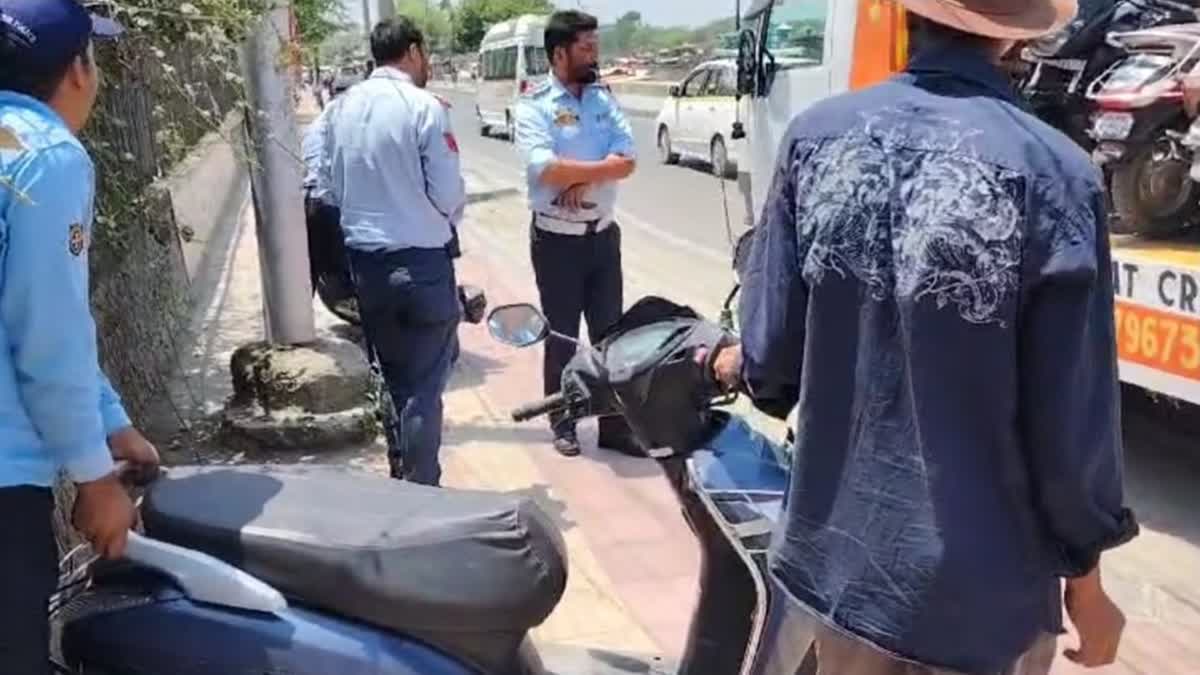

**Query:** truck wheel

left=658, top=126, right=679, bottom=165
left=1111, top=141, right=1199, bottom=237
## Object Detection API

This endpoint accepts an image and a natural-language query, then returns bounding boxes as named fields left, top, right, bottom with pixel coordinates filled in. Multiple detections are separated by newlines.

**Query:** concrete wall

left=92, top=113, right=249, bottom=440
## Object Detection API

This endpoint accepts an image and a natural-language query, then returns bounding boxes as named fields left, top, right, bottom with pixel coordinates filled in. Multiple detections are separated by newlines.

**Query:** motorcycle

left=1088, top=23, right=1200, bottom=235
left=50, top=282, right=807, bottom=673
left=1011, top=0, right=1200, bottom=150
left=304, top=199, right=488, bottom=328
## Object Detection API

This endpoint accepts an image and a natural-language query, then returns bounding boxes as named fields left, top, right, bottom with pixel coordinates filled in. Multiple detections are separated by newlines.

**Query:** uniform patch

left=444, top=133, right=459, bottom=153
left=554, top=108, right=580, bottom=127
left=68, top=223, right=87, bottom=256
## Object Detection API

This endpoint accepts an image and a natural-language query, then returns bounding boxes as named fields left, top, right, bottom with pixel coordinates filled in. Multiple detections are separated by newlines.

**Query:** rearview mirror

left=736, top=29, right=757, bottom=96
left=669, top=84, right=682, bottom=97
left=487, top=304, right=550, bottom=348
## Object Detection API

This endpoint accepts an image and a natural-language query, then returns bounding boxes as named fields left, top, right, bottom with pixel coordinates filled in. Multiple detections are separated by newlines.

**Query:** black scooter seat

left=141, top=465, right=568, bottom=639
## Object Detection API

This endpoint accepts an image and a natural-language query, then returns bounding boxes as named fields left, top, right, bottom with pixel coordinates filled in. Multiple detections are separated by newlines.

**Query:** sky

left=340, top=0, right=735, bottom=28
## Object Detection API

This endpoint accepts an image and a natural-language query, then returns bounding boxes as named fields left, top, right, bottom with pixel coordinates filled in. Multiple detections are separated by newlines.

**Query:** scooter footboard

left=526, top=642, right=675, bottom=674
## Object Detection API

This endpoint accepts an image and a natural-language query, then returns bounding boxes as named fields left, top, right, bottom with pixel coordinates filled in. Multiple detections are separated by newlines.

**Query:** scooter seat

left=141, top=465, right=567, bottom=662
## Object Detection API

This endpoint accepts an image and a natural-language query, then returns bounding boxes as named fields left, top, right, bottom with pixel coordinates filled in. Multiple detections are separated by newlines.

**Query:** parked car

left=655, top=60, right=746, bottom=179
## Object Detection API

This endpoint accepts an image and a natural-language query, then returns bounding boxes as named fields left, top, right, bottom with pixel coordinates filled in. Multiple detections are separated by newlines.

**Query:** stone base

left=220, top=337, right=376, bottom=452
left=221, top=405, right=375, bottom=453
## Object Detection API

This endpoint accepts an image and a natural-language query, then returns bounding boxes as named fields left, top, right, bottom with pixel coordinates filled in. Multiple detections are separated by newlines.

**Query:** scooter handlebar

left=511, top=393, right=567, bottom=422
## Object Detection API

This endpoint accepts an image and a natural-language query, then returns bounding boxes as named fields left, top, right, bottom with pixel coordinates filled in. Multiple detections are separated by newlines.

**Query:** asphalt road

left=439, top=88, right=750, bottom=262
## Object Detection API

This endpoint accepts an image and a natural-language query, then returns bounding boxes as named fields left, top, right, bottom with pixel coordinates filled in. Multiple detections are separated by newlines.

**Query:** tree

left=293, top=0, right=346, bottom=49
left=612, top=11, right=642, bottom=54
left=453, top=0, right=554, bottom=53
left=396, top=0, right=453, bottom=50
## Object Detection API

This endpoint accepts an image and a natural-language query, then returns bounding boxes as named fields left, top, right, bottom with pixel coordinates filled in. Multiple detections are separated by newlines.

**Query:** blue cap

left=0, top=0, right=124, bottom=75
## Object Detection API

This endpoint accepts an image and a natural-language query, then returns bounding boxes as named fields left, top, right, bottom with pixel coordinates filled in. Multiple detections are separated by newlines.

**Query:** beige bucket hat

left=900, top=0, right=1079, bottom=40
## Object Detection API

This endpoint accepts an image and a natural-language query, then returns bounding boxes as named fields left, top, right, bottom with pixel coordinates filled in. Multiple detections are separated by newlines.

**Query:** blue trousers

left=348, top=247, right=460, bottom=487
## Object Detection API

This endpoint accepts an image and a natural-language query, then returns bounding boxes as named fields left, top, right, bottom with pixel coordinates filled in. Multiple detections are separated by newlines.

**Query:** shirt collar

left=905, top=41, right=1021, bottom=105
left=370, top=65, right=413, bottom=84
left=548, top=74, right=592, bottom=102
left=0, top=90, right=71, bottom=132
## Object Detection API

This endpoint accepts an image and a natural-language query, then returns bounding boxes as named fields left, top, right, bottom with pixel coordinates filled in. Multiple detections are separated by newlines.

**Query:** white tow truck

left=733, top=0, right=1200, bottom=409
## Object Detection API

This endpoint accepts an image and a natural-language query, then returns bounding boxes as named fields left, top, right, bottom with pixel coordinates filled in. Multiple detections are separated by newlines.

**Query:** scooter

left=51, top=290, right=801, bottom=674
left=1010, top=0, right=1199, bottom=150
left=1087, top=23, right=1200, bottom=235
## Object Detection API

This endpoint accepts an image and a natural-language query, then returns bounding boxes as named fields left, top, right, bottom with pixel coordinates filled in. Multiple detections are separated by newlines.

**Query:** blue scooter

left=53, top=292, right=800, bottom=675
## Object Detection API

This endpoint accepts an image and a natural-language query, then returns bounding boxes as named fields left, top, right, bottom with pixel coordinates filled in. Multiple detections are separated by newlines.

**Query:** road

left=441, top=88, right=751, bottom=262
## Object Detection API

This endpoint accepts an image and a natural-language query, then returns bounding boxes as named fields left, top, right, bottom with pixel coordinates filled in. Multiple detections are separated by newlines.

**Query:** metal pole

left=361, top=0, right=371, bottom=36
left=240, top=1, right=316, bottom=345
left=377, top=0, right=395, bottom=21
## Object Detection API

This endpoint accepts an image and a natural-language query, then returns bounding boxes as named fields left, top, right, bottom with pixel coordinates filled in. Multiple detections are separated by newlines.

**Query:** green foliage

left=396, top=0, right=453, bottom=50
left=295, top=0, right=346, bottom=49
left=452, top=0, right=554, bottom=53
left=601, top=15, right=739, bottom=56
left=610, top=11, right=642, bottom=55
left=321, top=29, right=368, bottom=64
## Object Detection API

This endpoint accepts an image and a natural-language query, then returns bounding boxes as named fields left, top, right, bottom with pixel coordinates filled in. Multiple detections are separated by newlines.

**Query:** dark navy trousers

left=0, top=486, right=56, bottom=674
left=348, top=247, right=460, bottom=486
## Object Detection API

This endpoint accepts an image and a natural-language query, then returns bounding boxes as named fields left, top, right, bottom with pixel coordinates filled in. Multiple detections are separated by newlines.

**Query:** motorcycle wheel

left=1110, top=142, right=1200, bottom=237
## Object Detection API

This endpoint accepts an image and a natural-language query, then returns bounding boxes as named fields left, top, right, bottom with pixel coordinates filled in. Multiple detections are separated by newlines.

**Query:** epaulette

left=524, top=81, right=552, bottom=98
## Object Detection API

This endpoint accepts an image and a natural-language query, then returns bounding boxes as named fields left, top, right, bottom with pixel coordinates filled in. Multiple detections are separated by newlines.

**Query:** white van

left=476, top=14, right=550, bottom=139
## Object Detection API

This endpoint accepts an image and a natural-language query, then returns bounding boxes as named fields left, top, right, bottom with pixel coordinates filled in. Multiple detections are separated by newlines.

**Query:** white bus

left=476, top=14, right=550, bottom=139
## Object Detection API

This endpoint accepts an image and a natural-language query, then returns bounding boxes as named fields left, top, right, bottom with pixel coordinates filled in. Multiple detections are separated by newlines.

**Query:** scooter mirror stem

left=548, top=330, right=582, bottom=346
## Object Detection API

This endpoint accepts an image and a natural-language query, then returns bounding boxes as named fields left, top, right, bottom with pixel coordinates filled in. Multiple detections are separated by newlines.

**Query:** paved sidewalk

left=162, top=143, right=695, bottom=658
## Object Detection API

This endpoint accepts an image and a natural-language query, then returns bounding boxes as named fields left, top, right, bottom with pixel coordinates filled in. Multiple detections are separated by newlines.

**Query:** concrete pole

left=361, top=0, right=372, bottom=36
left=240, top=1, right=316, bottom=345
left=377, top=0, right=395, bottom=21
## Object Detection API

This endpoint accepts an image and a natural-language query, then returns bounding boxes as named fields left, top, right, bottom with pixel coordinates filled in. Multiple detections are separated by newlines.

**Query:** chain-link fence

left=54, top=36, right=244, bottom=558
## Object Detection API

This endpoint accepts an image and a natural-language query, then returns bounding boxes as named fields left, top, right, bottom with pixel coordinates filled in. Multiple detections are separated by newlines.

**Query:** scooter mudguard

left=662, top=413, right=790, bottom=675
left=60, top=583, right=474, bottom=675
left=688, top=414, right=790, bottom=561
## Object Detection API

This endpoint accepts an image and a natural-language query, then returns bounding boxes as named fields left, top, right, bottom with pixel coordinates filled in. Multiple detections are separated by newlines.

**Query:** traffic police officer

left=515, top=10, right=640, bottom=457
left=324, top=16, right=465, bottom=486
left=0, top=1, right=160, bottom=671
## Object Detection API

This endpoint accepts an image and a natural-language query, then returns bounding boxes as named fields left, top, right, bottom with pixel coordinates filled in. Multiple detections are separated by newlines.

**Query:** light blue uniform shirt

left=0, top=92, right=130, bottom=488
left=515, top=76, right=636, bottom=223
left=325, top=67, right=466, bottom=252
left=301, top=103, right=333, bottom=203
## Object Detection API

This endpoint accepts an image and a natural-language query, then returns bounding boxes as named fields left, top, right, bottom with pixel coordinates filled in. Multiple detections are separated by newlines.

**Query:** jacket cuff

left=66, top=449, right=116, bottom=484
left=1058, top=508, right=1140, bottom=578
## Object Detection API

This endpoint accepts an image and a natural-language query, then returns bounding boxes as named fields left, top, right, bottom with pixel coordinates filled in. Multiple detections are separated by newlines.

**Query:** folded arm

left=515, top=101, right=633, bottom=189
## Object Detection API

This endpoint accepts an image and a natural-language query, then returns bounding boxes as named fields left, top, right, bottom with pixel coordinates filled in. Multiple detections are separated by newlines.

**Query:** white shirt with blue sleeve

left=515, top=76, right=636, bottom=224
left=301, top=103, right=334, bottom=203
left=0, top=92, right=129, bottom=488
left=325, top=67, right=466, bottom=252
